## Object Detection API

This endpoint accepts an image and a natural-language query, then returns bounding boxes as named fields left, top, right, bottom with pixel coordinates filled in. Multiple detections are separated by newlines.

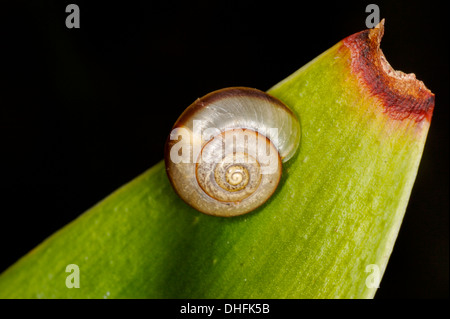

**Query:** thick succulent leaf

left=0, top=23, right=434, bottom=299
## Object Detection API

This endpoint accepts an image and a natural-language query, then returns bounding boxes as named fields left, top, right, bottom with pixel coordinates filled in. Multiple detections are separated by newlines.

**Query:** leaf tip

left=343, top=20, right=435, bottom=123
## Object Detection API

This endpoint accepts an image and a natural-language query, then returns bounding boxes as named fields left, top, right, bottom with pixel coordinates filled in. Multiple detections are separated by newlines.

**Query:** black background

left=0, top=0, right=448, bottom=298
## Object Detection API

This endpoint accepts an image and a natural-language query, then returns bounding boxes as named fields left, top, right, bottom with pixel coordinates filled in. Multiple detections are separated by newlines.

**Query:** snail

left=164, top=87, right=301, bottom=217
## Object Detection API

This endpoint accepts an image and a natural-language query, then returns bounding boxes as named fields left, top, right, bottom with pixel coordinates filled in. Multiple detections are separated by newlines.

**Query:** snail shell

left=164, top=87, right=301, bottom=217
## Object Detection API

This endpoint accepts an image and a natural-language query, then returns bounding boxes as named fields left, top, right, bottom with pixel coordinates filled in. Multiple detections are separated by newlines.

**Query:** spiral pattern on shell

left=164, top=87, right=301, bottom=217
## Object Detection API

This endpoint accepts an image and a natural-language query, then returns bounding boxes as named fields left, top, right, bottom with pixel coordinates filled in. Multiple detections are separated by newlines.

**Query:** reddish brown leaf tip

left=343, top=20, right=435, bottom=122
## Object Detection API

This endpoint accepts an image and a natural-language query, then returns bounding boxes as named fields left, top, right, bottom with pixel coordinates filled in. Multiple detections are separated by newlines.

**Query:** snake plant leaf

left=0, top=21, right=434, bottom=298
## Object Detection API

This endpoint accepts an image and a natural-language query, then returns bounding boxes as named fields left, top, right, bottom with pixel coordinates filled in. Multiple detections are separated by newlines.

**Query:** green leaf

left=0, top=23, right=434, bottom=299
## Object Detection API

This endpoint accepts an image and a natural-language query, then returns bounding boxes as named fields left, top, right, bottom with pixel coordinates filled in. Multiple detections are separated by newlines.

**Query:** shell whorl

left=165, top=87, right=300, bottom=217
